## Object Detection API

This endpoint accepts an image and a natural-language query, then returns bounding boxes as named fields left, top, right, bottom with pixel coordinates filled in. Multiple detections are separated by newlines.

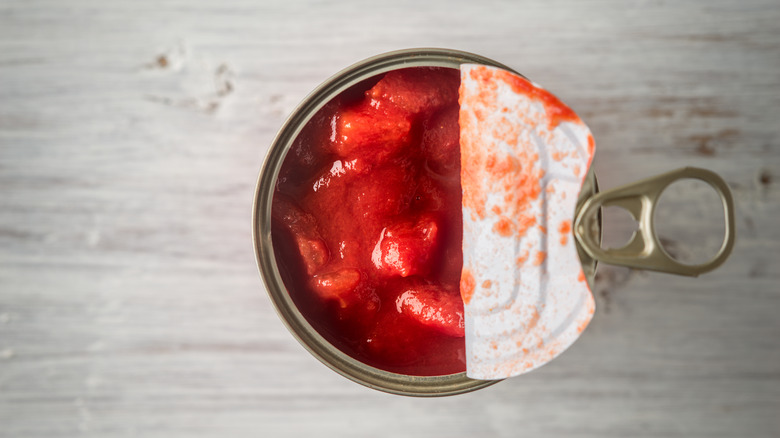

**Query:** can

left=252, top=48, right=735, bottom=396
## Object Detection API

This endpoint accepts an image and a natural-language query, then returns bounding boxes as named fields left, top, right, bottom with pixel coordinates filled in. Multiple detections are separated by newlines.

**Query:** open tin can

left=252, top=48, right=735, bottom=396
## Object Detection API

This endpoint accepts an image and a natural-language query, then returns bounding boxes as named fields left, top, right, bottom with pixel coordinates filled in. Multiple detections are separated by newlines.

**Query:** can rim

left=252, top=48, right=597, bottom=396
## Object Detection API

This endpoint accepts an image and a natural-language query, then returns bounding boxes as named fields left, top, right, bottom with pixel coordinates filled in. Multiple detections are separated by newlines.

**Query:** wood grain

left=1, top=0, right=778, bottom=436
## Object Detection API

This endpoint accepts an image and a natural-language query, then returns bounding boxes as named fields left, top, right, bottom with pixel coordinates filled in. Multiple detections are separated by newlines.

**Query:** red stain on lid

left=518, top=215, right=537, bottom=238
left=470, top=67, right=580, bottom=130
left=460, top=268, right=476, bottom=305
left=533, top=251, right=547, bottom=266
left=516, top=249, right=530, bottom=267
left=586, top=134, right=595, bottom=168
left=558, top=220, right=571, bottom=246
left=493, top=217, right=514, bottom=236
left=460, top=67, right=544, bottom=230
left=587, top=134, right=595, bottom=156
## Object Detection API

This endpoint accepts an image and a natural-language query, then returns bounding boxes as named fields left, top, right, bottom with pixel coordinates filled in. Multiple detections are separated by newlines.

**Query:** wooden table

left=2, top=1, right=778, bottom=436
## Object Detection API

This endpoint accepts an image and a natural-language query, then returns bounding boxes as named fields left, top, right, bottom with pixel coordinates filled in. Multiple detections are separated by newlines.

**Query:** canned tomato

left=252, top=48, right=735, bottom=396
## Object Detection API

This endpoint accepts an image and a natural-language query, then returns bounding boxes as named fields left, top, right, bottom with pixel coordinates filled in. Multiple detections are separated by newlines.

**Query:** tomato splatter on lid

left=467, top=67, right=580, bottom=131
left=559, top=219, right=572, bottom=246
left=533, top=251, right=547, bottom=266
left=460, top=268, right=475, bottom=305
left=492, top=217, right=514, bottom=237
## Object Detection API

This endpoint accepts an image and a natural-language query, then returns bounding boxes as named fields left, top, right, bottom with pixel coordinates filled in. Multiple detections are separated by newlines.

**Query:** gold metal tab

left=574, top=167, right=735, bottom=276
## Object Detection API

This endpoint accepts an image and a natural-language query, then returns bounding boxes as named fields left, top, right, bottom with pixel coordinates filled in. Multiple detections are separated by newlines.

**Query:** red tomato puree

left=272, top=67, right=465, bottom=376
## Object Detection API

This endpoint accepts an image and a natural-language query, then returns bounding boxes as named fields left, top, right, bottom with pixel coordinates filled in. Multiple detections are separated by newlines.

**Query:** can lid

left=459, top=64, right=596, bottom=380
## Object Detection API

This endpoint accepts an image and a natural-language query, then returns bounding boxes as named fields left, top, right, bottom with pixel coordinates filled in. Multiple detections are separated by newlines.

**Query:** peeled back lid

left=459, top=64, right=596, bottom=380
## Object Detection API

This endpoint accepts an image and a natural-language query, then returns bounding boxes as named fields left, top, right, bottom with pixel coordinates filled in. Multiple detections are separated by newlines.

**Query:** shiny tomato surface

left=272, top=67, right=465, bottom=376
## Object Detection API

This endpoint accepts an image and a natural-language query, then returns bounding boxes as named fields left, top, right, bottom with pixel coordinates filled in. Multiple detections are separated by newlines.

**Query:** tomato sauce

left=272, top=67, right=466, bottom=376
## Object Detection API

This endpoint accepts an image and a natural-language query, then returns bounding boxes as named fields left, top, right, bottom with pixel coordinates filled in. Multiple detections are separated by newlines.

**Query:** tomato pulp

left=272, top=67, right=465, bottom=376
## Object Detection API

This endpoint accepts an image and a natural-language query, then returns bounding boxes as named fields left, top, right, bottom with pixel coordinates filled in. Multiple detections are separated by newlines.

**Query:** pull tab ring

left=574, top=167, right=735, bottom=277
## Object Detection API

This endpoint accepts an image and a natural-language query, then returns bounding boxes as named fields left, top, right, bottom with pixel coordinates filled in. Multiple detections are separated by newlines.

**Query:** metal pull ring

left=574, top=167, right=735, bottom=277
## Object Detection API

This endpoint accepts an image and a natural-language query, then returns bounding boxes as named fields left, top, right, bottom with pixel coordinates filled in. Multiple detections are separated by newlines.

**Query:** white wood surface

left=1, top=0, right=779, bottom=436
